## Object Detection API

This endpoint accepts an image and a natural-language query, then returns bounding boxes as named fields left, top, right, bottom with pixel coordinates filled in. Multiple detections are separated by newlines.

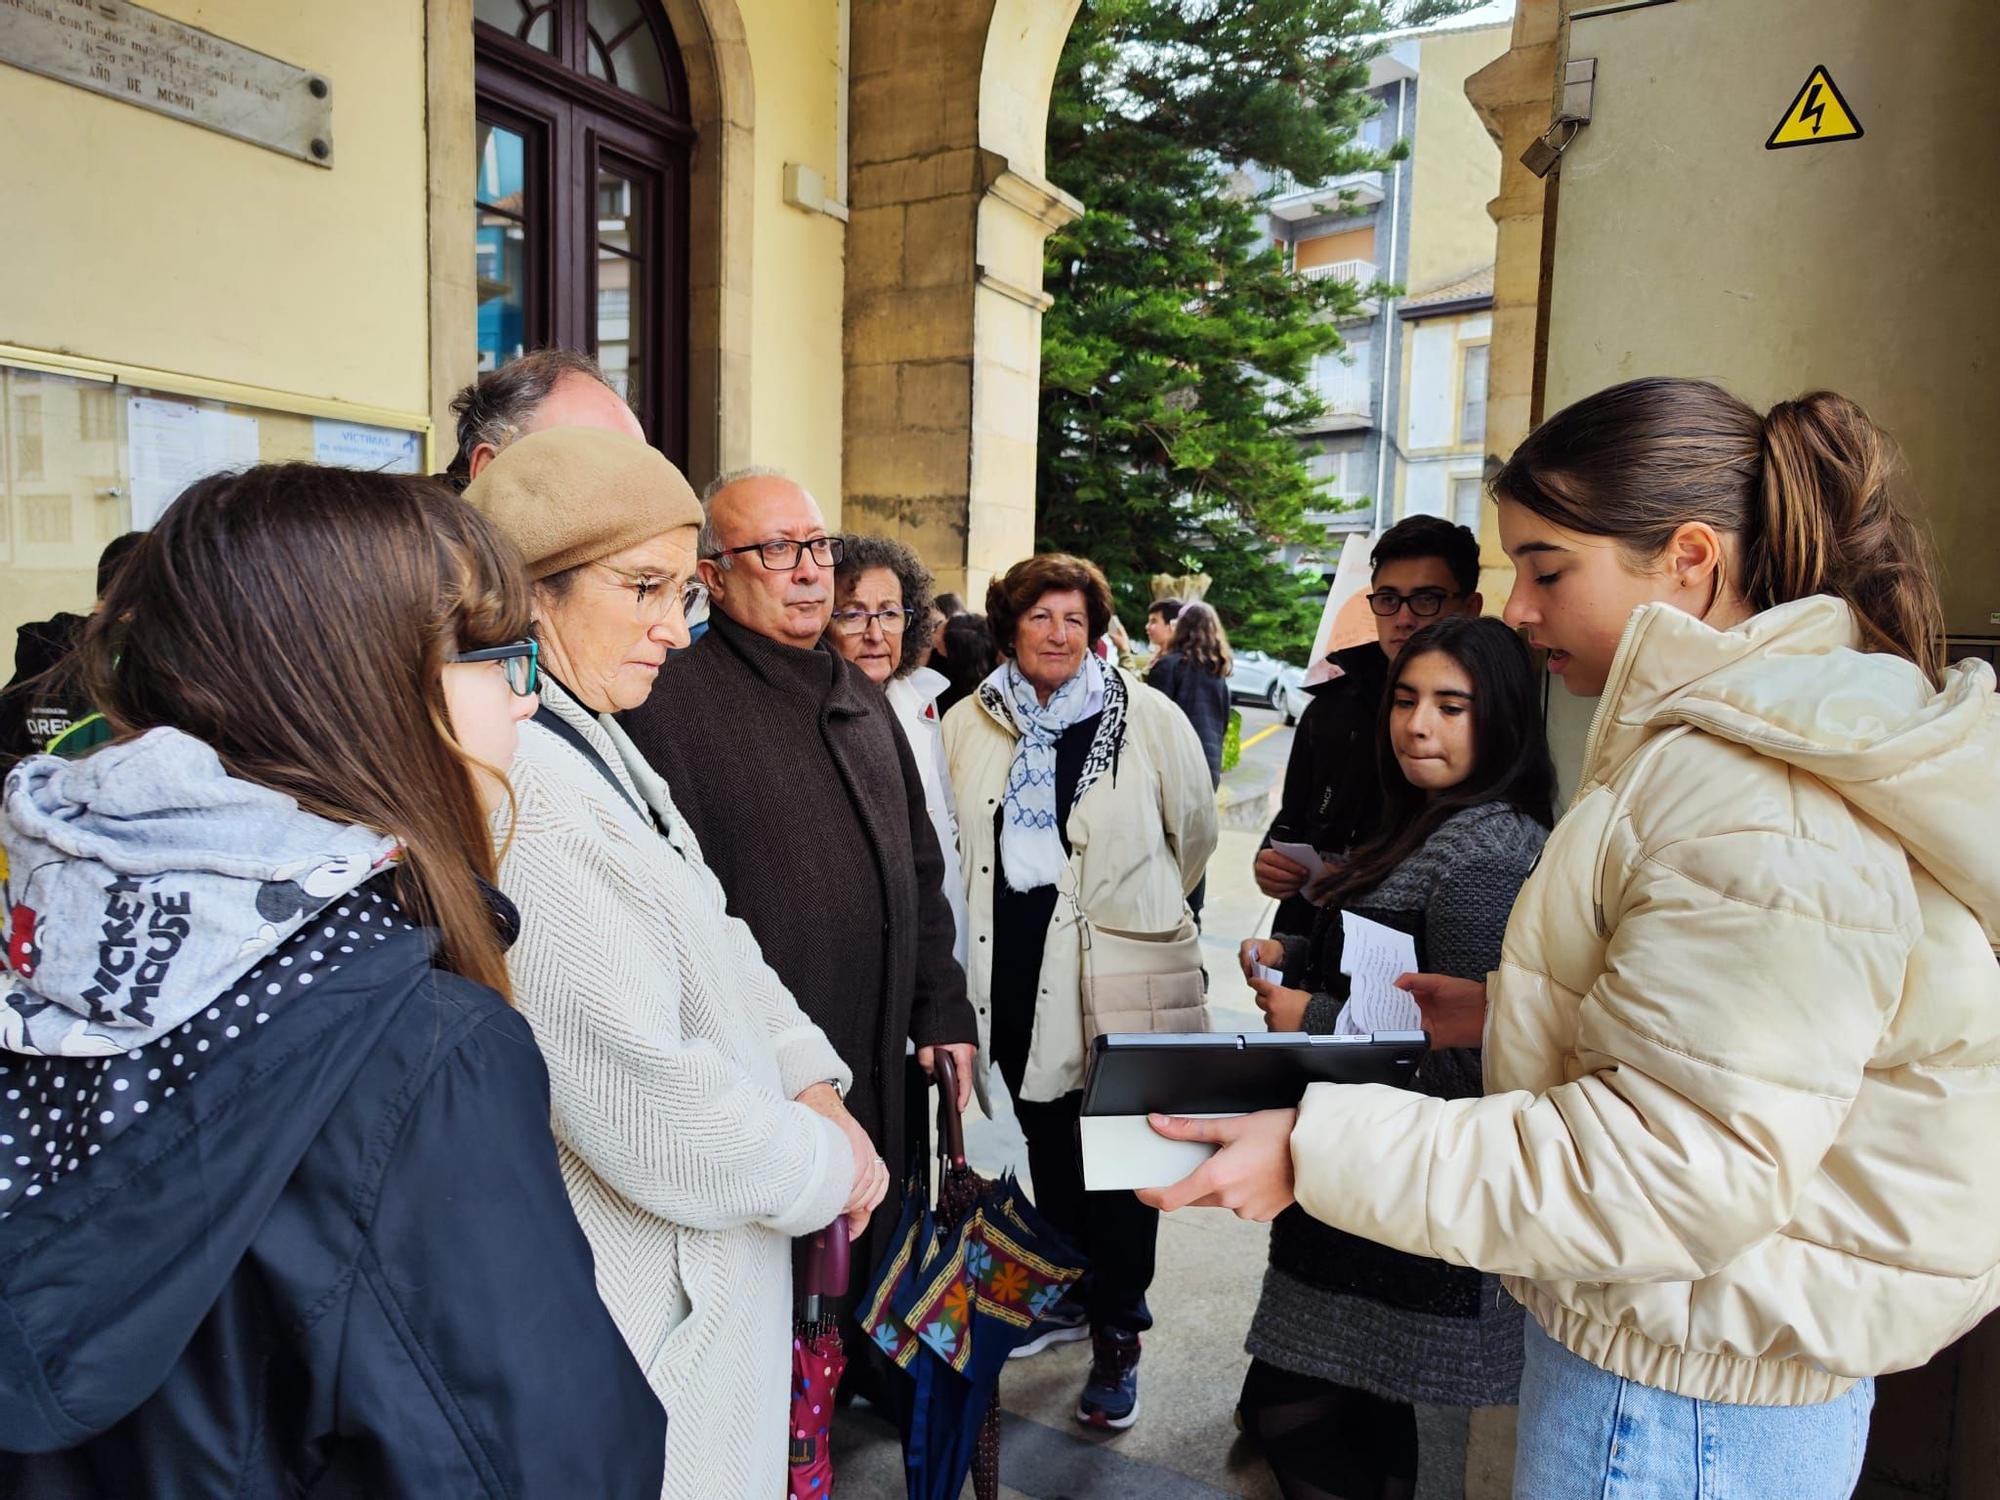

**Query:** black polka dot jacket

left=0, top=827, right=666, bottom=1495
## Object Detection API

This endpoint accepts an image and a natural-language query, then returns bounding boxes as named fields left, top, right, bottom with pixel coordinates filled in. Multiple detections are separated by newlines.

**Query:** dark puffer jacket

left=0, top=882, right=665, bottom=1498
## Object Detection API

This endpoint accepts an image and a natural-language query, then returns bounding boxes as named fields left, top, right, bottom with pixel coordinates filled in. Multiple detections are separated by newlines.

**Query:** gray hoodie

left=2, top=728, right=398, bottom=1058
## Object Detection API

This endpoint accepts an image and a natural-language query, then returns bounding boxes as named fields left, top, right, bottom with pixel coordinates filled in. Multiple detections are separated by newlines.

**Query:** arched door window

left=473, top=0, right=692, bottom=463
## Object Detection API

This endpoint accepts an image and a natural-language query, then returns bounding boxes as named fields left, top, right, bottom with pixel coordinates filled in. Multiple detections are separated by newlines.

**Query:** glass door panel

left=593, top=163, right=647, bottom=410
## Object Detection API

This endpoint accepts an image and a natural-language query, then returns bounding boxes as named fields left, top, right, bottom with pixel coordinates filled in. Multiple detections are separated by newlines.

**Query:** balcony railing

left=1268, top=169, right=1385, bottom=221
left=1307, top=500, right=1377, bottom=532
left=1312, top=383, right=1374, bottom=420
left=1298, top=258, right=1376, bottom=286
left=1295, top=257, right=1380, bottom=320
left=1296, top=350, right=1374, bottom=431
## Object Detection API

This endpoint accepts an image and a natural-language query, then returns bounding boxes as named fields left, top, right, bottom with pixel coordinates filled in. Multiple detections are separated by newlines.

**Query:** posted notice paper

left=1333, top=911, right=1423, bottom=1036
left=127, top=397, right=259, bottom=529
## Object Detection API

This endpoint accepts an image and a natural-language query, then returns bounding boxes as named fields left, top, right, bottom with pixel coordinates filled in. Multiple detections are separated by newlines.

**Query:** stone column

left=843, top=0, right=1080, bottom=601
left=1463, top=0, right=1561, bottom=599
left=966, top=162, right=1079, bottom=599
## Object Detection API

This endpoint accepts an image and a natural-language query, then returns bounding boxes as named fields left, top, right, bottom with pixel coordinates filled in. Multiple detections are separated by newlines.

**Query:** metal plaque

left=0, top=0, right=333, bottom=166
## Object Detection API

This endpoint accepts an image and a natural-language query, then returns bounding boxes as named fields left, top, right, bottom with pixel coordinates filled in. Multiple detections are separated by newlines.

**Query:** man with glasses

left=1256, top=514, right=1484, bottom=937
left=620, top=470, right=978, bottom=1404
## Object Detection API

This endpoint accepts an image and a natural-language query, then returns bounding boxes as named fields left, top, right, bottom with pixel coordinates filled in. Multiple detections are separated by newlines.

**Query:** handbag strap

left=1058, top=865, right=1095, bottom=956
left=532, top=706, right=665, bottom=837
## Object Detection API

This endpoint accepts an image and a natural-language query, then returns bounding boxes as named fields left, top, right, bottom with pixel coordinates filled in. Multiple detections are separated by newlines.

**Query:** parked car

left=1278, top=673, right=1311, bottom=726
left=1227, top=650, right=1306, bottom=717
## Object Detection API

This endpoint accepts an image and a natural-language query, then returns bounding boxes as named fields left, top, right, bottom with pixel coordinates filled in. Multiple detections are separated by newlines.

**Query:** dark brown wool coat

left=621, top=610, right=976, bottom=1176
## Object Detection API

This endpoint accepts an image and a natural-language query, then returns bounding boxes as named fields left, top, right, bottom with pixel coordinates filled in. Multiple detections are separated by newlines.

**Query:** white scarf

left=987, top=655, right=1106, bottom=892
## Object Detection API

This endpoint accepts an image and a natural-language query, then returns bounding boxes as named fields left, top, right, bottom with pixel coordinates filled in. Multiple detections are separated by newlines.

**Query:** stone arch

left=965, top=0, right=1085, bottom=597
left=842, top=0, right=1083, bottom=601
left=657, top=0, right=755, bottom=489
left=978, top=0, right=1084, bottom=178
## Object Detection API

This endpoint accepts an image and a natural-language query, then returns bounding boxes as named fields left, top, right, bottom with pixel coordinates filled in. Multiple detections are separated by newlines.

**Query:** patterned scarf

left=984, top=654, right=1106, bottom=892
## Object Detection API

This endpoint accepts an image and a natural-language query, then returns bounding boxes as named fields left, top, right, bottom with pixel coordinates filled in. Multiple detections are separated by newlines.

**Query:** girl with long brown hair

left=1146, top=378, right=2000, bottom=1499
left=1235, top=616, right=1553, bottom=1500
left=0, top=465, right=664, bottom=1496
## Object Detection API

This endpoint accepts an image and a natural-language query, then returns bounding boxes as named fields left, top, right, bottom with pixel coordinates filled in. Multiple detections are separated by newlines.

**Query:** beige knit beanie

left=461, top=426, right=702, bottom=580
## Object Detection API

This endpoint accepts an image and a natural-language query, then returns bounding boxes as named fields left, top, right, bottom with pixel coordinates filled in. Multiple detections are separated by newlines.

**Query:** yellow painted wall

left=1406, top=22, right=1510, bottom=294
left=739, top=0, right=846, bottom=518
left=0, top=0, right=431, bottom=418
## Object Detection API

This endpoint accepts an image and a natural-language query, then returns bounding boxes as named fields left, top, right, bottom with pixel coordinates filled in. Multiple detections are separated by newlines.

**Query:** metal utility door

left=1542, top=0, right=2000, bottom=649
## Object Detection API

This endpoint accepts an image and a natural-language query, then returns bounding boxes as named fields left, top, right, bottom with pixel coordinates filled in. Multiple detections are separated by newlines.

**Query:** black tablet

left=1078, top=1030, right=1428, bottom=1191
left=1082, top=1030, right=1429, bottom=1115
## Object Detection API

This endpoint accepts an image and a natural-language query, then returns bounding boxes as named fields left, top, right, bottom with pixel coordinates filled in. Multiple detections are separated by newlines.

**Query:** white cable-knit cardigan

left=496, top=680, right=854, bottom=1499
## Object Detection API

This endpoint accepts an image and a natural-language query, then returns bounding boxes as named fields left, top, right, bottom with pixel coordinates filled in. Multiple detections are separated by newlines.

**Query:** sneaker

left=1075, top=1327, right=1141, bottom=1429
left=1009, top=1299, right=1090, bottom=1360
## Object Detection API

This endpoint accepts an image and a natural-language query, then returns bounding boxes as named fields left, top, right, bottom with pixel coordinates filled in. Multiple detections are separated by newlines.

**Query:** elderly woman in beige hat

left=463, top=427, right=885, bottom=1499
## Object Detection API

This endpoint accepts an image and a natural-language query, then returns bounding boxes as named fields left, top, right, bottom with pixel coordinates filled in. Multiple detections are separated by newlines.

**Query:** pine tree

left=1039, top=0, right=1465, bottom=655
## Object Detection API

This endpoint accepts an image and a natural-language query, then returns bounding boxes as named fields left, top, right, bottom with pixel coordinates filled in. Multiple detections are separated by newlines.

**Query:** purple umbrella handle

left=804, top=1222, right=851, bottom=1302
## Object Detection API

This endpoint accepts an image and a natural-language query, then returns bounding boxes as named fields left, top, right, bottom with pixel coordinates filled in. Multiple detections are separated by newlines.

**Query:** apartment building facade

left=1263, top=20, right=1510, bottom=549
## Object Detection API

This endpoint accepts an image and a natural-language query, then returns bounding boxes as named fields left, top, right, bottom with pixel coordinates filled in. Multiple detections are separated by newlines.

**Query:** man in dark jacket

left=621, top=471, right=977, bottom=1369
left=1259, top=515, right=1483, bottom=936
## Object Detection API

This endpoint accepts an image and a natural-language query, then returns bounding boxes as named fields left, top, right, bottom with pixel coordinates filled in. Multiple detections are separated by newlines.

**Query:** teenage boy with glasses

left=1255, top=515, right=1484, bottom=937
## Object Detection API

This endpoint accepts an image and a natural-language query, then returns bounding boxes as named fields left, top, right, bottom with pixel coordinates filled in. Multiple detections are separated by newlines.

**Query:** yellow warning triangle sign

left=1766, top=66, right=1863, bottom=149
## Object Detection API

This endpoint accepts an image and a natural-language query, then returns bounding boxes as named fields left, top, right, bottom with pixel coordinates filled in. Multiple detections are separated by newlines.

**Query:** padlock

left=1519, top=117, right=1582, bottom=180
left=1520, top=132, right=1564, bottom=178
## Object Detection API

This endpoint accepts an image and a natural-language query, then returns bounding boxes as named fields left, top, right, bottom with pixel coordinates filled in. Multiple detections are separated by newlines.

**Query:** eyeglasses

left=708, top=536, right=845, bottom=571
left=592, top=565, right=709, bottom=627
left=682, top=579, right=710, bottom=629
left=454, top=638, right=540, bottom=696
left=829, top=605, right=914, bottom=637
left=1366, top=588, right=1460, bottom=618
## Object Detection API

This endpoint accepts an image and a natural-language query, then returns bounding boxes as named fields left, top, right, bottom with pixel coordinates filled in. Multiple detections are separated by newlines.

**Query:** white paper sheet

left=127, top=397, right=259, bottom=529
left=1270, top=839, right=1330, bottom=887
left=1333, top=910, right=1423, bottom=1036
left=1249, top=960, right=1285, bottom=986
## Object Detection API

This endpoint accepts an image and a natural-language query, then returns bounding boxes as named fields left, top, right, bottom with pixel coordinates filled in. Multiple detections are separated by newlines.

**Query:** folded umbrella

left=859, top=1052, right=1085, bottom=1500
left=789, top=1223, right=852, bottom=1499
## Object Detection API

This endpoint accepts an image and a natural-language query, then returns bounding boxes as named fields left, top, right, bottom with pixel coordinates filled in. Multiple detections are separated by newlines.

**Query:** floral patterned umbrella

left=858, top=1053, right=1083, bottom=1500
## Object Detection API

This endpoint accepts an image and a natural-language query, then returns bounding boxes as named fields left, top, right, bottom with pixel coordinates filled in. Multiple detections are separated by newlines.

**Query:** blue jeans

left=1515, top=1318, right=1874, bottom=1500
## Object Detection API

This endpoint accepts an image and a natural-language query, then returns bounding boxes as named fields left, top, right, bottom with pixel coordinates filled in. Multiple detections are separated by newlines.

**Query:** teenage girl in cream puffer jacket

left=1145, top=378, right=2000, bottom=1500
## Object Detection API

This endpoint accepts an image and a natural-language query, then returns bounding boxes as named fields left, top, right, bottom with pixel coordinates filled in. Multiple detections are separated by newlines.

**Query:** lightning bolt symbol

left=1801, top=82, right=1826, bottom=135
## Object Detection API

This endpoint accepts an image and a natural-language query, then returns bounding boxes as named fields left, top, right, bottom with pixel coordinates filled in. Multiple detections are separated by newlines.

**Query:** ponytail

left=1494, top=377, right=1946, bottom=685
left=1753, top=393, right=1945, bottom=684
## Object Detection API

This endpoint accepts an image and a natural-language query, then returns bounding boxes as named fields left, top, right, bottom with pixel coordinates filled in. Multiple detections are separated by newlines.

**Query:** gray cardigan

left=1277, top=800, right=1547, bottom=1097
